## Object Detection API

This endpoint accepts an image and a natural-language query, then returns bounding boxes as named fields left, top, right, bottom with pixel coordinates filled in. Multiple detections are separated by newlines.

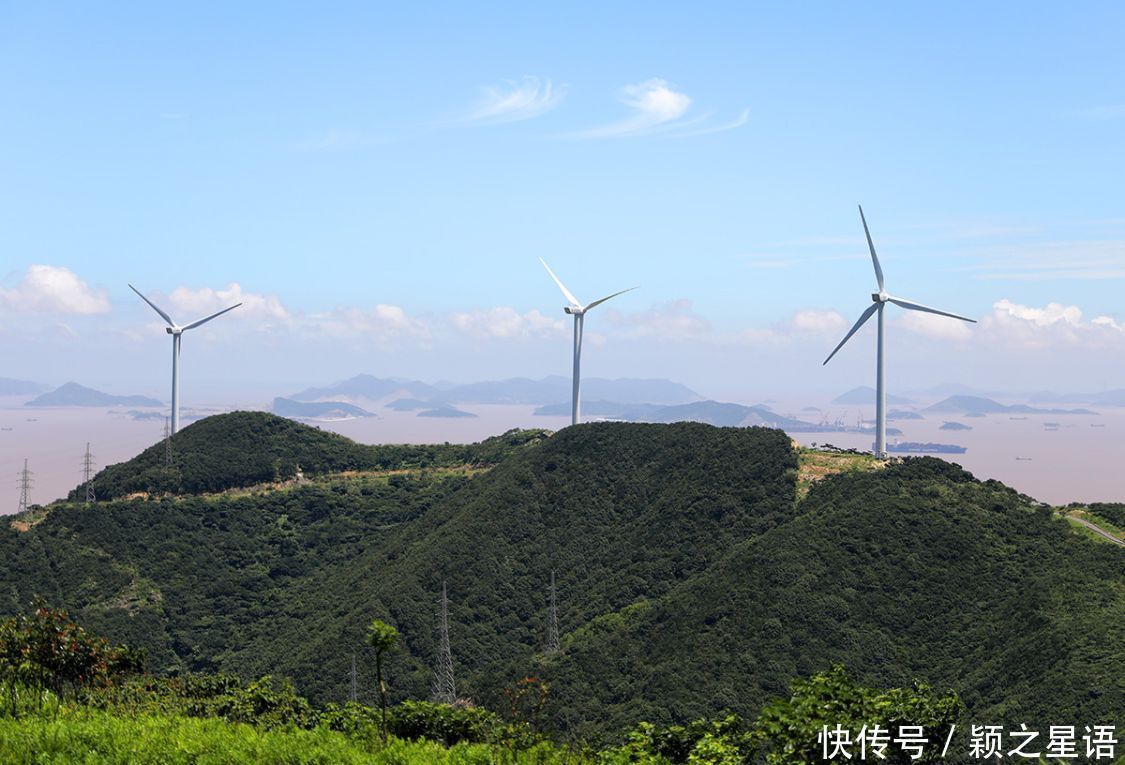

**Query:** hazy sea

left=2, top=395, right=1122, bottom=510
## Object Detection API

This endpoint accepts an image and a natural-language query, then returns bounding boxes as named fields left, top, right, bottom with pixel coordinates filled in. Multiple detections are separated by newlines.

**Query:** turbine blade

left=823, top=303, right=879, bottom=365
left=539, top=258, right=581, bottom=308
left=585, top=286, right=638, bottom=311
left=129, top=284, right=176, bottom=327
left=888, top=296, right=976, bottom=323
left=182, top=303, right=242, bottom=331
left=858, top=205, right=885, bottom=292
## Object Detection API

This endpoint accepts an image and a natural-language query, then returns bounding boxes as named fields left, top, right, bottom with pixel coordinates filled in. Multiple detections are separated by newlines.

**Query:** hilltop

left=1, top=414, right=1119, bottom=739
left=74, top=411, right=547, bottom=500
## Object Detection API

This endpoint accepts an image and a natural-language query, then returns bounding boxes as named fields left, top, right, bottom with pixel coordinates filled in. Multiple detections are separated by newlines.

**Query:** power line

left=431, top=580, right=456, bottom=705
left=17, top=458, right=33, bottom=514
left=546, top=569, right=561, bottom=655
left=82, top=442, right=96, bottom=504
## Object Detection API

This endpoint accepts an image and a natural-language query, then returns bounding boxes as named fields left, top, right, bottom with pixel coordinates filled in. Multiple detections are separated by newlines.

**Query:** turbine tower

left=130, top=285, right=241, bottom=434
left=823, top=206, right=975, bottom=458
left=539, top=258, right=636, bottom=426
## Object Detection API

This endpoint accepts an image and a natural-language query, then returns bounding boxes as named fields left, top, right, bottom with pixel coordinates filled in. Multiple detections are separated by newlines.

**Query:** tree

left=366, top=618, right=399, bottom=740
left=752, top=664, right=963, bottom=765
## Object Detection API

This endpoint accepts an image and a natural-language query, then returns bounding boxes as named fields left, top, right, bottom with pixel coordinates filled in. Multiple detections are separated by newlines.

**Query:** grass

left=795, top=447, right=887, bottom=501
left=1064, top=506, right=1125, bottom=539
left=0, top=708, right=598, bottom=765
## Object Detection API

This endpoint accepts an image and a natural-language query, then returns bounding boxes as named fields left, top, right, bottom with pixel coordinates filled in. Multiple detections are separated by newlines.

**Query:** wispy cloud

left=671, top=108, right=750, bottom=138
left=461, top=76, right=565, bottom=124
left=568, top=79, right=690, bottom=138
left=567, top=79, right=746, bottom=139
left=0, top=265, right=111, bottom=315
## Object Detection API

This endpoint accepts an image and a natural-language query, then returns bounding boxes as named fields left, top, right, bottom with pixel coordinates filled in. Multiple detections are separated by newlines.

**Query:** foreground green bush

left=0, top=708, right=582, bottom=765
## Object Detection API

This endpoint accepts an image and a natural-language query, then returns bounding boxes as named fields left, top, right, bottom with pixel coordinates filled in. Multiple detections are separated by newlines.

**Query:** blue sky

left=2, top=2, right=1125, bottom=397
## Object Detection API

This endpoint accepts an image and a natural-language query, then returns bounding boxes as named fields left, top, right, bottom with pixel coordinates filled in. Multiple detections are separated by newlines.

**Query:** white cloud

left=166, top=283, right=292, bottom=323
left=607, top=299, right=712, bottom=340
left=447, top=307, right=564, bottom=339
left=312, top=304, right=431, bottom=345
left=568, top=79, right=747, bottom=139
left=790, top=310, right=847, bottom=333
left=896, top=310, right=974, bottom=340
left=569, top=79, right=691, bottom=138
left=462, top=76, right=565, bottom=124
left=977, top=298, right=1125, bottom=349
left=0, top=265, right=111, bottom=314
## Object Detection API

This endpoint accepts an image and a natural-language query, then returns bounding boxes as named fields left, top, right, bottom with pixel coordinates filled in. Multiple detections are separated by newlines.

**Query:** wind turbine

left=539, top=258, right=636, bottom=426
left=129, top=285, right=241, bottom=435
left=823, top=206, right=975, bottom=457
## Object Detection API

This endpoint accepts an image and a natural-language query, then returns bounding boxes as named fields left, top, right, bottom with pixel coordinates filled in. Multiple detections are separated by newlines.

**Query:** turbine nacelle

left=872, top=291, right=889, bottom=304
left=563, top=306, right=585, bottom=316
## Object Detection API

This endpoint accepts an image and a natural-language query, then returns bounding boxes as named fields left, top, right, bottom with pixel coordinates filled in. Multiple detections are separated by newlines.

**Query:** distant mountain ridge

left=290, top=374, right=699, bottom=406
left=532, top=399, right=821, bottom=430
left=925, top=395, right=1096, bottom=416
left=832, top=386, right=912, bottom=405
left=0, top=377, right=49, bottom=396
left=25, top=382, right=162, bottom=408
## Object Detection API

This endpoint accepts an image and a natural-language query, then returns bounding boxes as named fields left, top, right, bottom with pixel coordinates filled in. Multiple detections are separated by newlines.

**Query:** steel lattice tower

left=17, top=458, right=33, bottom=514
left=546, top=570, right=561, bottom=654
left=82, top=442, right=96, bottom=504
left=431, top=581, right=457, bottom=705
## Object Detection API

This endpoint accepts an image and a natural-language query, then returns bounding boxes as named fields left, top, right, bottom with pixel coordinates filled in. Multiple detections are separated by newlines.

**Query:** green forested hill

left=4, top=416, right=1122, bottom=739
left=545, top=458, right=1124, bottom=734
left=74, top=411, right=548, bottom=499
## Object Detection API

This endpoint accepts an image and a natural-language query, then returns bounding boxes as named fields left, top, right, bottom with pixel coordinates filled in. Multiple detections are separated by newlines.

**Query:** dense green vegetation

left=3, top=415, right=1121, bottom=747
left=0, top=608, right=981, bottom=763
left=72, top=411, right=548, bottom=499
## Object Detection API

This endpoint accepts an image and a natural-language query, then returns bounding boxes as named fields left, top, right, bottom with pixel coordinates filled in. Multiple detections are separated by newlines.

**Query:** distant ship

left=1015, top=456, right=1033, bottom=461
left=878, top=442, right=967, bottom=454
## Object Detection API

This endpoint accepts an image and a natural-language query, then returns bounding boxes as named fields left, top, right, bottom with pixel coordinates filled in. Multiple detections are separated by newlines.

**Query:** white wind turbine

left=823, top=206, right=976, bottom=457
left=130, top=285, right=242, bottom=435
left=540, top=258, right=636, bottom=426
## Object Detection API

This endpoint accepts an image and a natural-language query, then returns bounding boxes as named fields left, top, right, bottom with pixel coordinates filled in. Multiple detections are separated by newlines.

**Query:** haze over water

left=5, top=392, right=1122, bottom=510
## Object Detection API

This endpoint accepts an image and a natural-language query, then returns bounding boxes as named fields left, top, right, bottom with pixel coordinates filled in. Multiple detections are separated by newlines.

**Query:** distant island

left=417, top=405, right=477, bottom=418
left=832, top=386, right=912, bottom=405
left=940, top=421, right=972, bottom=431
left=272, top=397, right=374, bottom=420
left=25, top=382, right=162, bottom=408
left=924, top=395, right=1095, bottom=416
left=289, top=374, right=699, bottom=407
left=887, top=409, right=923, bottom=420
